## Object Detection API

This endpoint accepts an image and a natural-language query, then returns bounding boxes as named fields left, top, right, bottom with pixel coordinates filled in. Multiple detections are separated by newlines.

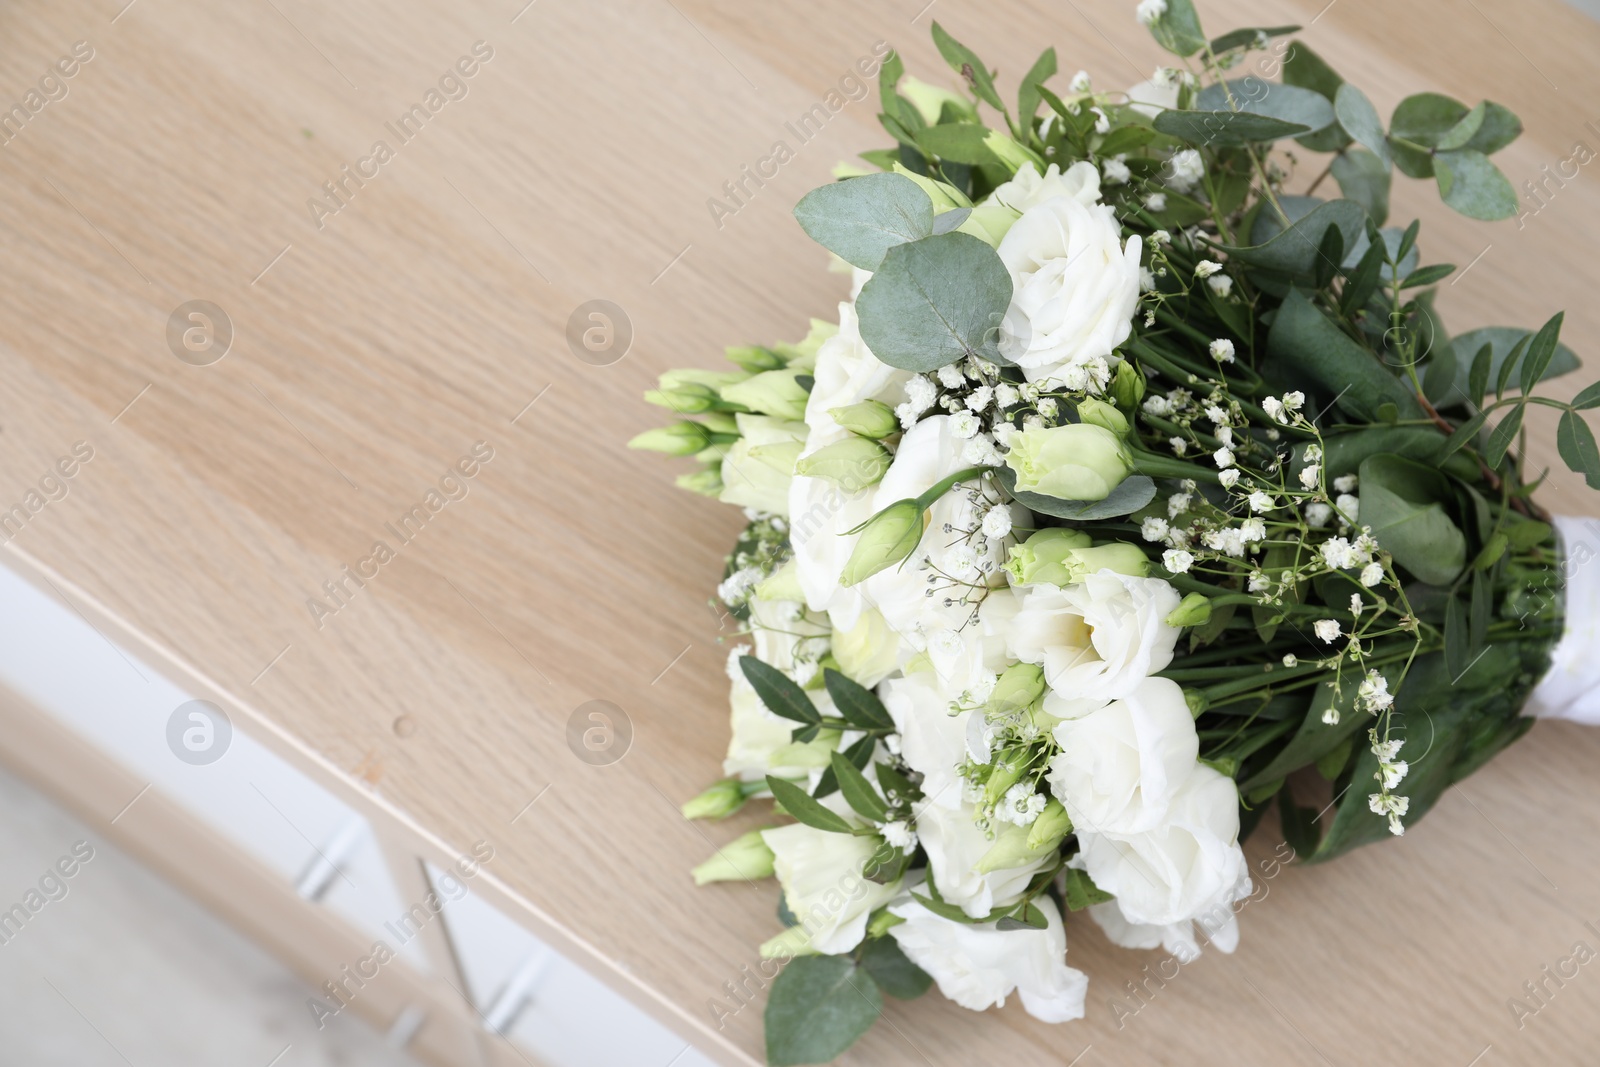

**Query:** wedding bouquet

left=635, top=4, right=1600, bottom=1062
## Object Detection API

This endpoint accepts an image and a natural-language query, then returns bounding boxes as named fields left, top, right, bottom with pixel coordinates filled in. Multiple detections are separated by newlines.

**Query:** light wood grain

left=2, top=1, right=1599, bottom=1064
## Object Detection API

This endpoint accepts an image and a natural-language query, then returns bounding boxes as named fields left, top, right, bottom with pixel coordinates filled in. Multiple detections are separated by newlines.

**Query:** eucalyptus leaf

left=1435, top=149, right=1518, bottom=221
left=994, top=465, right=1157, bottom=520
left=856, top=231, right=1012, bottom=372
left=793, top=173, right=934, bottom=271
left=1225, top=199, right=1368, bottom=276
left=1152, top=108, right=1310, bottom=146
left=1358, top=454, right=1467, bottom=585
left=1436, top=101, right=1487, bottom=151
left=1391, top=91, right=1470, bottom=146
left=931, top=207, right=972, bottom=234
left=1280, top=39, right=1350, bottom=152
left=1196, top=79, right=1335, bottom=134
left=858, top=936, right=933, bottom=999
left=1266, top=288, right=1422, bottom=422
left=1333, top=84, right=1390, bottom=169
left=1147, top=0, right=1208, bottom=56
left=1463, top=101, right=1522, bottom=154
left=1330, top=148, right=1390, bottom=226
left=764, top=955, right=882, bottom=1067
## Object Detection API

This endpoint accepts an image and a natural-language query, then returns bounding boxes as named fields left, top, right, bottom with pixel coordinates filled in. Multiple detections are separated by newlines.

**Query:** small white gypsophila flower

left=1240, top=518, right=1266, bottom=544
left=1145, top=192, right=1168, bottom=211
left=1321, top=537, right=1358, bottom=569
left=965, top=385, right=994, bottom=412
left=1151, top=66, right=1179, bottom=89
left=1144, top=310, right=1156, bottom=327
left=881, top=820, right=917, bottom=850
left=1262, top=396, right=1287, bottom=424
left=1360, top=562, right=1385, bottom=587
left=1069, top=69, right=1092, bottom=92
left=1207, top=274, right=1234, bottom=297
left=1168, top=492, right=1192, bottom=517
left=725, top=643, right=753, bottom=681
left=1203, top=527, right=1247, bottom=557
left=1143, top=394, right=1172, bottom=417
left=1336, top=493, right=1360, bottom=525
left=1036, top=397, right=1059, bottom=419
left=1168, top=149, right=1204, bottom=189
left=943, top=544, right=980, bottom=579
left=1322, top=702, right=1340, bottom=725
left=1284, top=391, right=1306, bottom=412
left=1151, top=228, right=1172, bottom=246
left=1019, top=383, right=1040, bottom=402
left=1141, top=516, right=1170, bottom=542
left=1103, top=157, right=1131, bottom=184
left=1306, top=502, right=1333, bottom=527
left=939, top=396, right=962, bottom=412
left=1314, top=619, right=1342, bottom=643
left=997, top=783, right=1047, bottom=826
left=1170, top=436, right=1188, bottom=456
left=1266, top=428, right=1280, bottom=441
left=1204, top=403, right=1229, bottom=425
left=1360, top=670, right=1394, bottom=712
left=1139, top=267, right=1157, bottom=291
left=1378, top=761, right=1409, bottom=790
left=1299, top=463, right=1321, bottom=489
left=1369, top=793, right=1410, bottom=836
left=963, top=434, right=1003, bottom=466
left=1210, top=338, right=1236, bottom=363
left=949, top=411, right=980, bottom=440
left=1219, top=468, right=1240, bottom=489
left=1214, top=446, right=1236, bottom=469
left=1091, top=106, right=1110, bottom=133
left=1333, top=474, right=1359, bottom=493
left=895, top=402, right=918, bottom=429
left=1282, top=653, right=1298, bottom=668
left=906, top=375, right=938, bottom=412
left=1022, top=414, right=1044, bottom=430
left=1248, top=570, right=1270, bottom=593
left=981, top=505, right=1013, bottom=540
left=1167, top=527, right=1191, bottom=549
left=1349, top=593, right=1363, bottom=616
left=1163, top=548, right=1195, bottom=573
left=937, top=364, right=967, bottom=390
left=1373, top=737, right=1403, bottom=762
left=1217, top=426, right=1235, bottom=449
left=1195, top=260, right=1223, bottom=278
left=1248, top=490, right=1275, bottom=513
left=991, top=422, right=1016, bottom=448
left=1137, top=0, right=1168, bottom=25
left=994, top=383, right=1020, bottom=408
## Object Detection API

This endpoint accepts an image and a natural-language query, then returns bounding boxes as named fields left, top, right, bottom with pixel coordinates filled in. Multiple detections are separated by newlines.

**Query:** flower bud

left=1025, top=798, right=1073, bottom=852
left=661, top=368, right=747, bottom=391
left=1111, top=359, right=1146, bottom=412
left=865, top=908, right=906, bottom=939
left=840, top=500, right=925, bottom=586
left=724, top=345, right=785, bottom=373
left=891, top=163, right=969, bottom=212
left=1005, top=423, right=1134, bottom=501
left=988, top=662, right=1046, bottom=717
left=974, top=823, right=1052, bottom=874
left=747, top=440, right=803, bottom=475
left=691, top=829, right=775, bottom=885
left=1004, top=528, right=1092, bottom=586
left=1184, top=689, right=1208, bottom=719
left=699, top=410, right=740, bottom=435
left=829, top=400, right=899, bottom=439
left=982, top=129, right=1044, bottom=175
left=720, top=369, right=811, bottom=421
left=898, top=76, right=976, bottom=125
left=1076, top=398, right=1129, bottom=435
left=753, top=560, right=804, bottom=602
left=983, top=758, right=1027, bottom=806
left=676, top=468, right=723, bottom=496
left=681, top=778, right=745, bottom=820
left=644, top=384, right=718, bottom=413
left=628, top=421, right=713, bottom=456
left=772, top=318, right=837, bottom=370
left=759, top=925, right=818, bottom=960
left=955, top=204, right=1022, bottom=248
left=1066, top=543, right=1150, bottom=580
left=794, top=437, right=891, bottom=488
left=1166, top=591, right=1213, bottom=627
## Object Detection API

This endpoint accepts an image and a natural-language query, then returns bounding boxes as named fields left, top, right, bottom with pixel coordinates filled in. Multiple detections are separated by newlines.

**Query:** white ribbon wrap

left=1525, top=515, right=1600, bottom=725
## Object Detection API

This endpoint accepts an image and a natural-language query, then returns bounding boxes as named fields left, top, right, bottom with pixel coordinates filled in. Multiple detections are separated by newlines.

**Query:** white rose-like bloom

left=882, top=672, right=970, bottom=811
left=788, top=454, right=878, bottom=631
left=761, top=822, right=901, bottom=955
left=996, top=194, right=1143, bottom=384
left=747, top=596, right=828, bottom=678
left=1072, top=763, right=1247, bottom=927
left=1086, top=882, right=1251, bottom=961
left=803, top=301, right=911, bottom=436
left=1124, top=77, right=1180, bottom=119
left=889, top=895, right=1088, bottom=1022
left=989, top=161, right=1102, bottom=214
left=1008, top=571, right=1182, bottom=712
left=1048, top=677, right=1200, bottom=834
left=829, top=605, right=900, bottom=688
left=917, top=802, right=1049, bottom=918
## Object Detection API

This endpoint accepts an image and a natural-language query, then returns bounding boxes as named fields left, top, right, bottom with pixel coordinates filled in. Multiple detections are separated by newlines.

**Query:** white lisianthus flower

left=723, top=679, right=834, bottom=780
left=1008, top=571, right=1183, bottom=709
left=1048, top=677, right=1200, bottom=834
left=1072, top=763, right=1247, bottom=927
left=804, top=302, right=912, bottom=434
left=889, top=895, right=1088, bottom=1022
left=762, top=822, right=901, bottom=954
left=788, top=447, right=879, bottom=628
left=719, top=414, right=808, bottom=515
left=829, top=605, right=900, bottom=688
left=989, top=161, right=1103, bottom=214
left=881, top=672, right=971, bottom=812
left=917, top=802, right=1049, bottom=918
left=1125, top=77, right=1179, bottom=119
left=995, top=193, right=1143, bottom=384
left=1086, top=869, right=1252, bottom=960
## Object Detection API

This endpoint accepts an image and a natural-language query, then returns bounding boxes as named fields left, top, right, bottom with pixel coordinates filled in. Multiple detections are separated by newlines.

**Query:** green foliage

left=764, top=955, right=882, bottom=1066
left=792, top=173, right=934, bottom=270
left=856, top=231, right=1012, bottom=372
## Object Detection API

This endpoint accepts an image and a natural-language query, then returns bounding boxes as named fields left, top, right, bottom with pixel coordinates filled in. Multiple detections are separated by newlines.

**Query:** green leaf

left=830, top=751, right=889, bottom=823
left=1330, top=148, right=1390, bottom=226
left=741, top=656, right=820, bottom=724
left=1266, top=288, right=1422, bottom=422
left=877, top=50, right=905, bottom=118
left=1558, top=410, right=1600, bottom=489
left=1196, top=80, right=1335, bottom=134
left=856, top=231, right=1011, bottom=373
left=1439, top=328, right=1579, bottom=408
left=1433, top=410, right=1488, bottom=463
left=765, top=775, right=855, bottom=834
left=930, top=22, right=1007, bottom=116
left=1333, top=84, right=1390, bottom=169
left=1279, top=794, right=1321, bottom=857
left=1436, top=101, right=1487, bottom=151
left=1444, top=589, right=1469, bottom=680
left=1519, top=312, right=1566, bottom=396
left=858, top=936, right=932, bottom=999
left=1467, top=342, right=1493, bottom=408
left=993, top=466, right=1157, bottom=520
left=1147, top=0, right=1208, bottom=57
left=1152, top=108, right=1310, bottom=146
left=1222, top=199, right=1368, bottom=276
left=814, top=733, right=877, bottom=799
left=1358, top=454, right=1468, bottom=585
left=914, top=123, right=1004, bottom=167
left=764, top=955, right=882, bottom=1067
left=1280, top=40, right=1350, bottom=152
left=1239, top=678, right=1370, bottom=791
left=1400, top=263, right=1455, bottom=288
left=1392, top=91, right=1470, bottom=147
left=1470, top=566, right=1491, bottom=651
left=1463, top=101, right=1522, bottom=154
left=824, top=668, right=895, bottom=731
left=1061, top=867, right=1114, bottom=911
left=995, top=903, right=1049, bottom=931
left=1495, top=336, right=1529, bottom=400
left=793, top=173, right=934, bottom=271
left=1210, top=25, right=1301, bottom=53
left=1017, top=47, right=1057, bottom=126
left=1096, top=125, right=1157, bottom=157
left=1573, top=382, right=1600, bottom=411
left=1435, top=149, right=1518, bottom=221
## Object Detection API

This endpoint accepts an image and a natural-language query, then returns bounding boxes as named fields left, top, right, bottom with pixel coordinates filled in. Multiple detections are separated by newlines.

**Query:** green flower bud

left=747, top=440, right=803, bottom=475
left=720, top=369, right=811, bottom=421
left=1005, top=528, right=1092, bottom=586
left=1066, top=543, right=1151, bottom=580
left=628, top=421, right=713, bottom=456
left=1005, top=423, right=1134, bottom=502
left=974, top=823, right=1053, bottom=874
left=724, top=345, right=785, bottom=373
left=1111, top=359, right=1146, bottom=412
left=660, top=368, right=747, bottom=391
left=772, top=318, right=836, bottom=371
left=691, top=829, right=775, bottom=885
left=681, top=778, right=745, bottom=820
left=644, top=384, right=718, bottom=413
left=793, top=436, right=891, bottom=488
left=899, top=75, right=976, bottom=125
left=982, top=129, right=1045, bottom=175
left=955, top=204, right=1023, bottom=248
left=759, top=925, right=818, bottom=960
left=831, top=159, right=875, bottom=179
left=753, top=560, right=805, bottom=602
left=988, top=662, right=1046, bottom=717
left=698, top=411, right=740, bottom=435
left=1025, top=798, right=1073, bottom=852
left=891, top=162, right=970, bottom=211
left=1166, top=591, right=1213, bottom=628
left=865, top=908, right=906, bottom=939
left=829, top=400, right=899, bottom=439
left=983, top=757, right=1027, bottom=806
left=1076, top=398, right=1129, bottom=435
left=675, top=468, right=723, bottom=496
left=840, top=500, right=925, bottom=586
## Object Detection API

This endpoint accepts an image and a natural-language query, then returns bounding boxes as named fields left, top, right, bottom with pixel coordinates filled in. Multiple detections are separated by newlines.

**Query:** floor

left=0, top=762, right=420, bottom=1067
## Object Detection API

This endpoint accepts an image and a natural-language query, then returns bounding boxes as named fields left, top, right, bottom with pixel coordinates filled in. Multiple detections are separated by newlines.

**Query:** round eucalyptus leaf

left=856, top=231, right=1012, bottom=372
left=793, top=172, right=934, bottom=271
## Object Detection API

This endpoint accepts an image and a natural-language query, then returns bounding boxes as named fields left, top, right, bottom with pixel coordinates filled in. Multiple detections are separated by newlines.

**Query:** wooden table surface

left=4, top=0, right=1600, bottom=1063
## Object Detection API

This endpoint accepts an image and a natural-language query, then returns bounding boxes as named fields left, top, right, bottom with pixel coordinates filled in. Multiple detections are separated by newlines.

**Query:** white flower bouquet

left=635, top=5, right=1599, bottom=1062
